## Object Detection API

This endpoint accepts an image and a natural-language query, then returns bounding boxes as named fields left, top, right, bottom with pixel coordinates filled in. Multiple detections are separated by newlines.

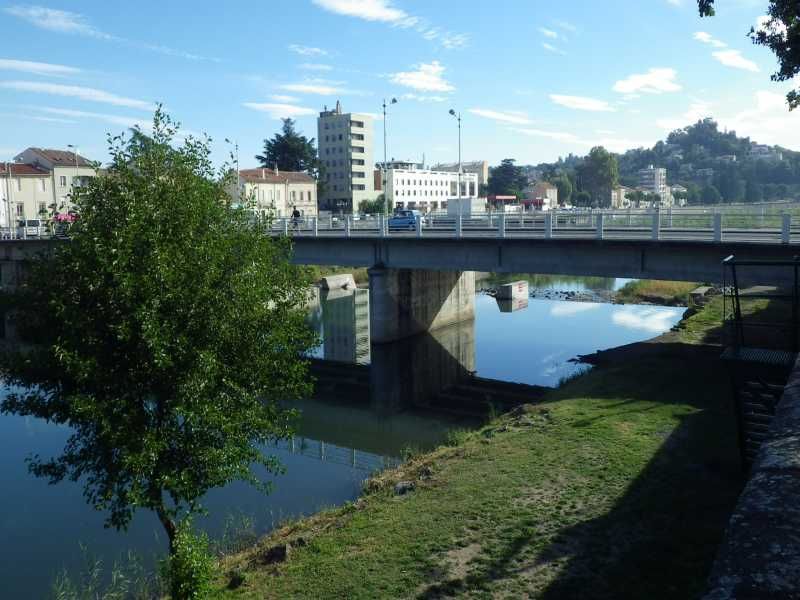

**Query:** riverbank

left=217, top=296, right=743, bottom=599
left=615, top=279, right=699, bottom=306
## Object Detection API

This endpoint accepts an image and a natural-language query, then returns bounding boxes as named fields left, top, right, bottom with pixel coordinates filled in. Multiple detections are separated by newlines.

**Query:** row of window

left=253, top=189, right=313, bottom=203
left=323, top=159, right=365, bottom=168
left=328, top=184, right=367, bottom=192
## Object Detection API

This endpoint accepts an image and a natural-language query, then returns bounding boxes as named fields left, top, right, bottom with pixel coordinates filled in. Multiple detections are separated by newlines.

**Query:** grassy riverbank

left=615, top=279, right=699, bottom=306
left=216, top=297, right=743, bottom=599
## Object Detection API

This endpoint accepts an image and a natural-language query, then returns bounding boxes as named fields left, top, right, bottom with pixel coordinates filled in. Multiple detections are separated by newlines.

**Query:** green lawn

left=216, top=298, right=743, bottom=599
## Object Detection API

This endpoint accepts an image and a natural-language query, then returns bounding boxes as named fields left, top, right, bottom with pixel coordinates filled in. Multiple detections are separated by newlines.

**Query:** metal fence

left=272, top=207, right=799, bottom=245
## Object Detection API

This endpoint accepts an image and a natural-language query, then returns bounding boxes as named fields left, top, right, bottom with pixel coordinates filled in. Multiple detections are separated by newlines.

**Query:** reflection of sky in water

left=474, top=297, right=684, bottom=387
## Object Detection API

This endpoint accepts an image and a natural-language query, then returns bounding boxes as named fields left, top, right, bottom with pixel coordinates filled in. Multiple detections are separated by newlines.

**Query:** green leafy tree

left=488, top=159, right=528, bottom=198
left=0, top=110, right=317, bottom=564
left=576, top=146, right=619, bottom=208
left=746, top=179, right=764, bottom=202
left=702, top=184, right=722, bottom=204
left=359, top=194, right=386, bottom=214
left=551, top=175, right=573, bottom=205
left=699, top=1, right=800, bottom=108
left=574, top=190, right=592, bottom=207
left=256, top=118, right=319, bottom=174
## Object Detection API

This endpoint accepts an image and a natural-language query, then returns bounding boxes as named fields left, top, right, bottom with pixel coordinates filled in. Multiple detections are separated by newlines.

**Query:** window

left=352, top=159, right=365, bottom=166
left=40, top=179, right=46, bottom=192
left=59, top=175, right=67, bottom=187
left=15, top=204, right=23, bottom=217
left=277, top=190, right=281, bottom=201
left=351, top=120, right=364, bottom=128
left=352, top=171, right=365, bottom=179
left=338, top=134, right=342, bottom=141
left=351, top=133, right=364, bottom=141
left=352, top=184, right=365, bottom=191
left=352, top=146, right=364, bottom=154
left=17, top=179, right=21, bottom=191
left=38, top=201, right=46, bottom=215
left=291, top=191, right=296, bottom=202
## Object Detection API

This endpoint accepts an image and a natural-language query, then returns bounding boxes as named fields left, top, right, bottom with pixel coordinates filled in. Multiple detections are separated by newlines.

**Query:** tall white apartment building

left=383, top=161, right=478, bottom=212
left=637, top=165, right=668, bottom=199
left=317, top=101, right=376, bottom=213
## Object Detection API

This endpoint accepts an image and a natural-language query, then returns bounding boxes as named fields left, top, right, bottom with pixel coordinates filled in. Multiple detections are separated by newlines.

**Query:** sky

left=1, top=0, right=798, bottom=169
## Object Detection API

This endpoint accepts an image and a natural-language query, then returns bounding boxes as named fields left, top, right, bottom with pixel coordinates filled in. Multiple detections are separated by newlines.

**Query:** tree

left=576, top=146, right=618, bottom=207
left=746, top=179, right=764, bottom=202
left=359, top=194, right=386, bottom=214
left=551, top=175, right=573, bottom=205
left=256, top=118, right=319, bottom=173
left=0, top=110, right=317, bottom=565
left=488, top=159, right=528, bottom=198
left=699, top=1, right=800, bottom=109
left=701, top=184, right=722, bottom=204
left=574, top=190, right=592, bottom=207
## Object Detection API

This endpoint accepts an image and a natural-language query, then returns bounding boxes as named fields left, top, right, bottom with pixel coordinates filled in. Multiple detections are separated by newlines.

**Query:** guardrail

left=273, top=208, right=798, bottom=245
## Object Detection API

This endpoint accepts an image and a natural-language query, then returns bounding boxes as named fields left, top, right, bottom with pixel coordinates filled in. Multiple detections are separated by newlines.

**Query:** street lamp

left=449, top=109, right=462, bottom=219
left=382, top=97, right=397, bottom=217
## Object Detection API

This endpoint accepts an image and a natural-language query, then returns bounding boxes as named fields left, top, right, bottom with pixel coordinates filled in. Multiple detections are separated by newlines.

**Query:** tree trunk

left=156, top=503, right=177, bottom=555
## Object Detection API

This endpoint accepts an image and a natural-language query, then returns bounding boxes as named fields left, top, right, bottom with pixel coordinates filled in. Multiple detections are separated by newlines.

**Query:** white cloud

left=516, top=128, right=581, bottom=143
left=299, top=63, right=333, bottom=71
left=666, top=0, right=683, bottom=6
left=312, top=0, right=407, bottom=22
left=542, top=43, right=566, bottom=55
left=1, top=81, right=155, bottom=110
left=469, top=108, right=532, bottom=125
left=0, top=58, right=81, bottom=76
left=279, top=79, right=348, bottom=95
left=34, top=106, right=152, bottom=129
left=288, top=44, right=329, bottom=57
left=515, top=128, right=651, bottom=152
left=712, top=49, right=759, bottom=72
left=549, top=94, right=614, bottom=112
left=390, top=61, right=454, bottom=92
left=613, top=68, right=681, bottom=94
left=311, top=0, right=468, bottom=49
left=539, top=27, right=558, bottom=39
left=719, top=90, right=800, bottom=148
left=694, top=31, right=727, bottom=48
left=5, top=5, right=216, bottom=61
left=402, top=93, right=446, bottom=102
left=243, top=102, right=317, bottom=120
left=612, top=307, right=680, bottom=333
left=656, top=100, right=713, bottom=130
left=554, top=19, right=577, bottom=33
left=270, top=94, right=300, bottom=103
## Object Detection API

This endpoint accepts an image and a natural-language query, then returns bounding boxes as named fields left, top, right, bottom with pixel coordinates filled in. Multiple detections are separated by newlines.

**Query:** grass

left=215, top=297, right=745, bottom=599
left=615, top=279, right=700, bottom=306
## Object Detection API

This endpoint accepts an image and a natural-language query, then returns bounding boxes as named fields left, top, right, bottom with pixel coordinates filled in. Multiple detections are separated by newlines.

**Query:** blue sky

left=1, top=0, right=797, bottom=168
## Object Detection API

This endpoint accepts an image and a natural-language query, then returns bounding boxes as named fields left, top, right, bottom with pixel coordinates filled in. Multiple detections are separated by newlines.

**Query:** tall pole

left=458, top=112, right=462, bottom=220
left=383, top=99, right=388, bottom=218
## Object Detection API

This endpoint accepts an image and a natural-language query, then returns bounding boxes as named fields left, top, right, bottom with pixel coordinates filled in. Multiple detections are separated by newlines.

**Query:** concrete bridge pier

left=367, top=267, right=475, bottom=344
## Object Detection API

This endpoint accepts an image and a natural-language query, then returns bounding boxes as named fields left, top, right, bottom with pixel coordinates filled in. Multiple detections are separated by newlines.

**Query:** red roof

left=26, top=148, right=93, bottom=167
left=239, top=168, right=315, bottom=184
left=0, top=163, right=50, bottom=176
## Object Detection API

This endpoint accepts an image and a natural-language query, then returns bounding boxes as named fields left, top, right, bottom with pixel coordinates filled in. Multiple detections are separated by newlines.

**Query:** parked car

left=388, top=209, right=423, bottom=231
left=17, top=219, right=43, bottom=238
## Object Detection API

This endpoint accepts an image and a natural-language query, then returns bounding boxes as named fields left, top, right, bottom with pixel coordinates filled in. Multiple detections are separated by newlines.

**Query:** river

left=0, top=275, right=684, bottom=597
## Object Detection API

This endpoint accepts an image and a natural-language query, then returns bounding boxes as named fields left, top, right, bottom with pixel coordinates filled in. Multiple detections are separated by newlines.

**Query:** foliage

left=550, top=174, right=572, bottom=205
left=0, top=109, right=317, bottom=556
left=699, top=1, right=800, bottom=109
left=256, top=118, right=319, bottom=174
left=576, top=146, right=618, bottom=207
left=162, top=520, right=215, bottom=600
left=487, top=159, right=527, bottom=198
left=702, top=184, right=722, bottom=204
left=574, top=190, right=592, bottom=207
left=358, top=194, right=386, bottom=214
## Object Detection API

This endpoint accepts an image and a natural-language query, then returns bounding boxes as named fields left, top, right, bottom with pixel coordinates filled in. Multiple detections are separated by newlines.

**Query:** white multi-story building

left=14, top=147, right=97, bottom=212
left=318, top=101, right=376, bottom=213
left=382, top=161, right=478, bottom=212
left=637, top=165, right=669, bottom=204
left=234, top=168, right=317, bottom=218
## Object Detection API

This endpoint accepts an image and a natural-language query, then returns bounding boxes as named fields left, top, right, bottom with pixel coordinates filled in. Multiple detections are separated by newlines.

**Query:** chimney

left=335, top=100, right=341, bottom=114
left=274, top=163, right=279, bottom=176
left=261, top=168, right=265, bottom=179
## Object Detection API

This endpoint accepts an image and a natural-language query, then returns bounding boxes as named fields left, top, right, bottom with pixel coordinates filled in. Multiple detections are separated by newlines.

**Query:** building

left=431, top=160, right=489, bottom=191
left=317, top=101, right=377, bottom=213
left=235, top=168, right=317, bottom=218
left=382, top=161, right=478, bottom=213
left=637, top=165, right=668, bottom=199
left=610, top=185, right=634, bottom=209
left=14, top=147, right=97, bottom=213
left=750, top=143, right=783, bottom=162
left=0, top=163, right=52, bottom=226
left=525, top=181, right=558, bottom=211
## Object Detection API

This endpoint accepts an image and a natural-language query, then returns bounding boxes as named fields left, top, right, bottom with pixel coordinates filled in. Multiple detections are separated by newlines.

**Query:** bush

left=162, top=521, right=215, bottom=600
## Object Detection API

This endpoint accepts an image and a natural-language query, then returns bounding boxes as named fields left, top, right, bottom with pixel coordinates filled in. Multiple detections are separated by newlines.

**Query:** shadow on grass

left=418, top=329, right=746, bottom=599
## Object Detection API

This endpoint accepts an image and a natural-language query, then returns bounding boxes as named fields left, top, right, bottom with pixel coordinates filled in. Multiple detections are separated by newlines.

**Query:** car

left=388, top=209, right=423, bottom=231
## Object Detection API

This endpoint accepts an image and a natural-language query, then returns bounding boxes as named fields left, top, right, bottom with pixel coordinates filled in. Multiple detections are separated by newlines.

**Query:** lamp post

left=449, top=109, right=462, bottom=220
left=382, top=97, right=397, bottom=218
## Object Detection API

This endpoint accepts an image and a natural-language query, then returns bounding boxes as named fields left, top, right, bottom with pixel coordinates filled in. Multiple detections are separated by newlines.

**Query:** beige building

left=318, top=101, right=377, bottom=213
left=526, top=182, right=558, bottom=210
left=610, top=185, right=634, bottom=209
left=14, top=148, right=97, bottom=213
left=431, top=160, right=489, bottom=192
left=235, top=168, right=317, bottom=218
left=0, top=163, right=52, bottom=226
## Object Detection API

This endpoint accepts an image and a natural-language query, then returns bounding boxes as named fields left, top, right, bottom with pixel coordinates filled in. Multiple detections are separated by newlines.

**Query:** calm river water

left=0, top=275, right=684, bottom=597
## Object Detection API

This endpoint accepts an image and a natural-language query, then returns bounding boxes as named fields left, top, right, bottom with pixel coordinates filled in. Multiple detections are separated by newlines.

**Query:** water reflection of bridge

left=274, top=436, right=400, bottom=472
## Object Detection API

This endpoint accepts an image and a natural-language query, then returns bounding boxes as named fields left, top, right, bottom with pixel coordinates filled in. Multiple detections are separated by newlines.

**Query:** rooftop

left=0, top=163, right=50, bottom=176
left=239, top=168, right=315, bottom=184
left=21, top=147, right=93, bottom=167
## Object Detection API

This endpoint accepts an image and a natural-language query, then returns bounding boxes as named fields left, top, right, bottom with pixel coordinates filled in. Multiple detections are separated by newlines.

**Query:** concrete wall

left=705, top=355, right=800, bottom=598
left=368, top=267, right=475, bottom=343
